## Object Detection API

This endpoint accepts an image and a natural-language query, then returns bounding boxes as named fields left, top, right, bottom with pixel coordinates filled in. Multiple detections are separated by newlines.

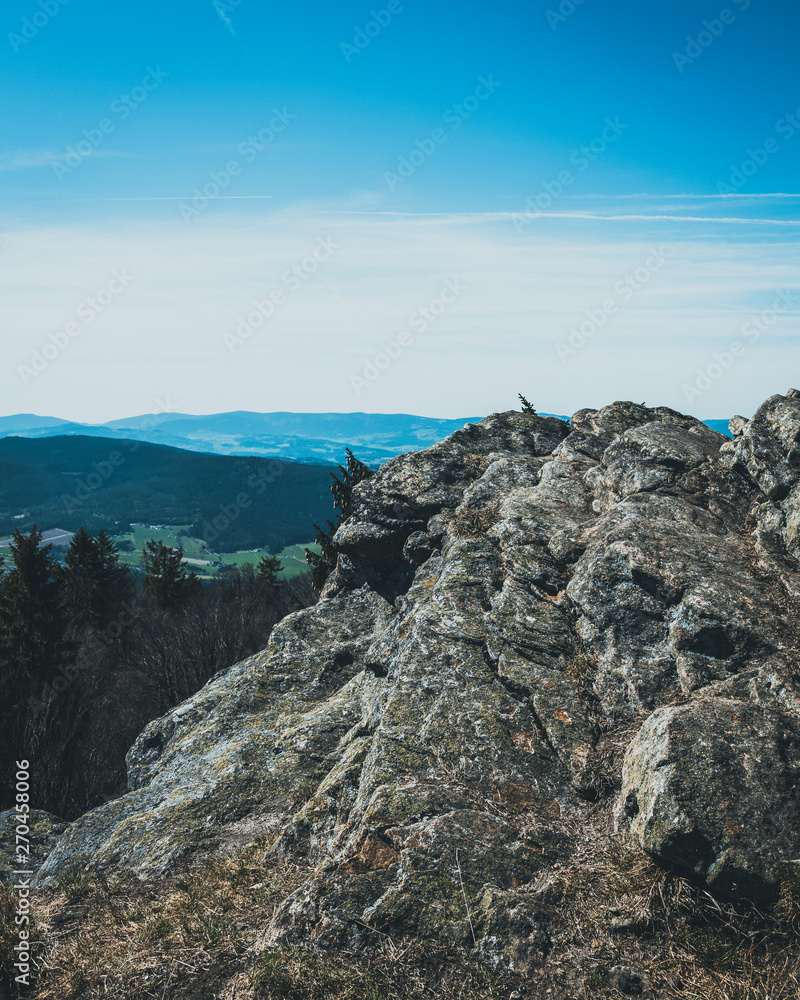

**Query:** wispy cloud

left=0, top=149, right=132, bottom=172
left=574, top=192, right=800, bottom=200
left=0, top=150, right=63, bottom=171
left=65, top=195, right=274, bottom=202
left=1, top=203, right=797, bottom=422
left=214, top=3, right=237, bottom=38
left=513, top=211, right=800, bottom=226
left=244, top=208, right=800, bottom=230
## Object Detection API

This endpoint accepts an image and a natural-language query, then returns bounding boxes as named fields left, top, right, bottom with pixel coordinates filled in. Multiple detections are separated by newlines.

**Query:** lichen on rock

left=31, top=390, right=800, bottom=974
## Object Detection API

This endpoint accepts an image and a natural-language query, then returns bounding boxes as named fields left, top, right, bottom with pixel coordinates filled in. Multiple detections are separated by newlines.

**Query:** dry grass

left=462, top=453, right=491, bottom=479
left=543, top=832, right=800, bottom=999
left=445, top=505, right=502, bottom=539
left=2, top=823, right=799, bottom=999
left=0, top=843, right=524, bottom=1000
left=1, top=841, right=312, bottom=1000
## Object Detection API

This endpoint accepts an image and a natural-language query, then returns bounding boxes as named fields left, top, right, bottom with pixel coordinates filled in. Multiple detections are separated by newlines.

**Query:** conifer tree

left=306, top=449, right=374, bottom=590
left=93, top=529, right=132, bottom=625
left=0, top=527, right=73, bottom=687
left=65, top=528, right=131, bottom=631
left=256, top=554, right=282, bottom=587
left=0, top=527, right=75, bottom=799
left=64, top=527, right=97, bottom=629
left=142, top=539, right=196, bottom=610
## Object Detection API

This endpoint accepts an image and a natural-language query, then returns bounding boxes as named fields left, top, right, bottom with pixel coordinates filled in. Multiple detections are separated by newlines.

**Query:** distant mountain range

left=0, top=411, right=732, bottom=466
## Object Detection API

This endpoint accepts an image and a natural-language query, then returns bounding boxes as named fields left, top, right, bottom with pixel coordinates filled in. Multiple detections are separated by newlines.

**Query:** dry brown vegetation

left=2, top=827, right=799, bottom=1000
left=444, top=505, right=502, bottom=539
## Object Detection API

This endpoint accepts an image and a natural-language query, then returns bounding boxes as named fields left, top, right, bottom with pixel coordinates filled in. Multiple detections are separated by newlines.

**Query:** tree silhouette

left=0, top=527, right=73, bottom=686
left=0, top=527, right=74, bottom=801
left=256, top=554, right=282, bottom=587
left=306, top=449, right=374, bottom=590
left=141, top=539, right=197, bottom=610
left=65, top=528, right=131, bottom=631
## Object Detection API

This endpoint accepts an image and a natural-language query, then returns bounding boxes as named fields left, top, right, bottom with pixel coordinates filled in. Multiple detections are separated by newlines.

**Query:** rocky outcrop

left=32, top=391, right=800, bottom=973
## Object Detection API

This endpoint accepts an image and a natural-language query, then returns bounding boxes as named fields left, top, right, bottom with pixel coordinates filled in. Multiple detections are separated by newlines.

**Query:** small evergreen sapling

left=306, top=449, right=374, bottom=590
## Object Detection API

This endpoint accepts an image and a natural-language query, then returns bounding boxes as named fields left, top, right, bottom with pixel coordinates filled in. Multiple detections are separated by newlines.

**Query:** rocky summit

left=23, top=390, right=800, bottom=979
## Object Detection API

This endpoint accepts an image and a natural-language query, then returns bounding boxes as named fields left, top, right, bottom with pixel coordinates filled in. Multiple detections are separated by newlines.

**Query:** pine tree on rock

left=306, top=449, right=374, bottom=591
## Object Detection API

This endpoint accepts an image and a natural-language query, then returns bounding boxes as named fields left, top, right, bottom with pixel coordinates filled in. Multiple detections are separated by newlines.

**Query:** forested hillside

left=0, top=436, right=334, bottom=552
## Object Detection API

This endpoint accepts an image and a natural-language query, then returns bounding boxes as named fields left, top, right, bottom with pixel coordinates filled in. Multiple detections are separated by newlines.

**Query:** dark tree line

left=0, top=527, right=313, bottom=819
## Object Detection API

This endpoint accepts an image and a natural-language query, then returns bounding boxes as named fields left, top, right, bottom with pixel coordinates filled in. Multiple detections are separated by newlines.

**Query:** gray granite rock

left=621, top=698, right=800, bottom=901
left=30, top=391, right=800, bottom=969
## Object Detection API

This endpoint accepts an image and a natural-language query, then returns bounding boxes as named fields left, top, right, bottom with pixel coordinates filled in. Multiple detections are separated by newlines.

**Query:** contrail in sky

left=214, top=2, right=237, bottom=37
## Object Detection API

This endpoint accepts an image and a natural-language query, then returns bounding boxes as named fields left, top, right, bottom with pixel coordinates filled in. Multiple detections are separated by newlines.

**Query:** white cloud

left=0, top=202, right=797, bottom=423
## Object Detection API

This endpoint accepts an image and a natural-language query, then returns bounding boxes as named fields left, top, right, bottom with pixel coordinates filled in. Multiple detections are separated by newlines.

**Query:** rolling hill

left=0, top=435, right=337, bottom=553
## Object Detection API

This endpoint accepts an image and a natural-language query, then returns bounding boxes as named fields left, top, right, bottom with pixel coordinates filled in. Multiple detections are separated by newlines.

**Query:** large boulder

left=621, top=698, right=800, bottom=901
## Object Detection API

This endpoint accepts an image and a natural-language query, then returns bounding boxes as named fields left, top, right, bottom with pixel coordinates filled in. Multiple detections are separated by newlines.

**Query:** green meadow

left=112, top=525, right=319, bottom=580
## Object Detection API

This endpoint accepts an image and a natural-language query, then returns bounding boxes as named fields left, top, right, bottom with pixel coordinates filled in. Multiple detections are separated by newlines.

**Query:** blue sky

left=1, top=0, right=798, bottom=422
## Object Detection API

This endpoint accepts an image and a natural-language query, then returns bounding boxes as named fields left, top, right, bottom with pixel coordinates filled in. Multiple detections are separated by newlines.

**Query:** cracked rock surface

left=33, top=392, right=800, bottom=971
